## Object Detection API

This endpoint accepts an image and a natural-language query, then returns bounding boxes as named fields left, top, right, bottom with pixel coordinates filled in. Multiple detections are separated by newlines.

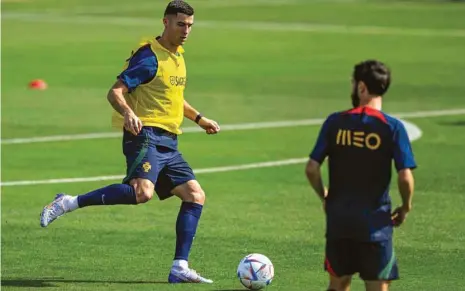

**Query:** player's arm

left=107, top=80, right=130, bottom=115
left=306, top=116, right=331, bottom=203
left=391, top=121, right=417, bottom=226
left=183, top=100, right=220, bottom=135
left=305, top=160, right=327, bottom=202
left=183, top=100, right=201, bottom=122
left=107, top=80, right=142, bottom=135
left=109, top=46, right=157, bottom=135
left=397, top=168, right=414, bottom=212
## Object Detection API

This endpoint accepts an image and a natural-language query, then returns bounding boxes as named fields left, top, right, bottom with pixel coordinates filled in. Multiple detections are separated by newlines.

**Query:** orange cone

left=28, top=79, right=48, bottom=90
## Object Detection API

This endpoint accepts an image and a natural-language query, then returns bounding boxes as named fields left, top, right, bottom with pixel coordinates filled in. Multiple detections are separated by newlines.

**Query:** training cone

left=28, top=79, right=48, bottom=90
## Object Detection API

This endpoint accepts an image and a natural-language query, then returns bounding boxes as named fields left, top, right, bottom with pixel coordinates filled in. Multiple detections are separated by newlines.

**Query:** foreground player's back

left=322, top=106, right=414, bottom=241
left=327, top=106, right=399, bottom=201
left=306, top=60, right=417, bottom=291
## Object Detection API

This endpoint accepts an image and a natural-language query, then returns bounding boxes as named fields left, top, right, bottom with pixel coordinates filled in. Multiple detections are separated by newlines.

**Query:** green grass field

left=2, top=0, right=465, bottom=290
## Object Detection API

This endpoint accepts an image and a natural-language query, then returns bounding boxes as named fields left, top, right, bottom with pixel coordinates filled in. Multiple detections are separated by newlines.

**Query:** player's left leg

left=328, top=274, right=352, bottom=291
left=153, top=150, right=212, bottom=284
left=168, top=180, right=211, bottom=283
left=325, top=239, right=356, bottom=291
left=359, top=239, right=398, bottom=291
left=364, top=281, right=390, bottom=291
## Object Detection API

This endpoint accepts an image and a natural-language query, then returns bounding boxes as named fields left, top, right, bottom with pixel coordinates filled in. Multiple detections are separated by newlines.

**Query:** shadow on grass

left=1, top=278, right=168, bottom=288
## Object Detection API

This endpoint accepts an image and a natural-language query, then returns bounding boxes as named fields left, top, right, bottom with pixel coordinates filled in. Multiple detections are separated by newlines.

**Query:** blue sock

left=77, top=184, right=137, bottom=208
left=174, top=202, right=203, bottom=261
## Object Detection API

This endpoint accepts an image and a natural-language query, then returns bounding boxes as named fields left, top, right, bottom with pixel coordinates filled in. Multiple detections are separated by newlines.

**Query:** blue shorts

left=324, top=238, right=399, bottom=281
left=121, top=127, right=195, bottom=200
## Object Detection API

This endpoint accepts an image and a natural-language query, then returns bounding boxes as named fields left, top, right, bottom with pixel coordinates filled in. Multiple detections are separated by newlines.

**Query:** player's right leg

left=324, top=239, right=355, bottom=291
left=359, top=239, right=398, bottom=291
left=40, top=128, right=159, bottom=227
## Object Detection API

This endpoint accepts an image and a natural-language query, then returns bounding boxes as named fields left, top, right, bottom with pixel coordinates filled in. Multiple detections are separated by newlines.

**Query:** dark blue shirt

left=310, top=106, right=417, bottom=242
left=118, top=44, right=158, bottom=93
left=118, top=44, right=177, bottom=149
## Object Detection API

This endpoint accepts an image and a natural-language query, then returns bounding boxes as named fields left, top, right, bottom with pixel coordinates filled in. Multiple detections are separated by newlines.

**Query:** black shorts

left=324, top=238, right=399, bottom=281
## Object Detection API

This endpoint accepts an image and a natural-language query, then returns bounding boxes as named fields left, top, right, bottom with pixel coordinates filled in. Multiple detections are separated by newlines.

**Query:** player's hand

left=391, top=205, right=411, bottom=227
left=198, top=117, right=220, bottom=135
left=322, top=188, right=328, bottom=212
left=124, top=110, right=143, bottom=135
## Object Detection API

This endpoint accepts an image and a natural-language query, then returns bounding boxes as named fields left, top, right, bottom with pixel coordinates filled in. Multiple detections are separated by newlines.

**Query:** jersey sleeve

left=309, top=115, right=333, bottom=164
left=393, top=121, right=417, bottom=171
left=117, top=45, right=158, bottom=92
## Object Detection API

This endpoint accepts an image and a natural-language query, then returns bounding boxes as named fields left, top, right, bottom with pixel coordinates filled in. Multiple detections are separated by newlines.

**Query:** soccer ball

left=237, top=253, right=274, bottom=290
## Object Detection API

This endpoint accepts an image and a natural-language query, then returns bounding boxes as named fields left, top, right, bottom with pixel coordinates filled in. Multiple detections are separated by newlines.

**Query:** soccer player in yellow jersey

left=40, top=1, right=219, bottom=284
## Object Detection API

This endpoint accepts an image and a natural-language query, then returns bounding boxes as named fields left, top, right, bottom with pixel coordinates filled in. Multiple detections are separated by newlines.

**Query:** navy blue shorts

left=324, top=238, right=399, bottom=281
left=121, top=127, right=195, bottom=200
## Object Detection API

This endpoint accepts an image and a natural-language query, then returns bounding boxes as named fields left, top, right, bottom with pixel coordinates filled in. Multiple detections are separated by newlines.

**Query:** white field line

left=55, top=0, right=307, bottom=12
left=401, top=119, right=422, bottom=142
left=0, top=158, right=308, bottom=187
left=2, top=108, right=464, bottom=145
left=3, top=13, right=465, bottom=38
left=0, top=119, right=423, bottom=187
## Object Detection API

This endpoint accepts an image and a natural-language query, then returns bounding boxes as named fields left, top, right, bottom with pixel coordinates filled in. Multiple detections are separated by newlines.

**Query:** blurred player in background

left=305, top=60, right=416, bottom=291
left=40, top=0, right=219, bottom=284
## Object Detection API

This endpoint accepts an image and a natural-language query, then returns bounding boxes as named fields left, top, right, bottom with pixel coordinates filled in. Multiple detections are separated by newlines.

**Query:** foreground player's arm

left=184, top=100, right=220, bottom=135
left=108, top=46, right=157, bottom=135
left=306, top=117, right=332, bottom=202
left=107, top=80, right=142, bottom=135
left=391, top=121, right=417, bottom=226
left=397, top=168, right=414, bottom=211
left=107, top=80, right=130, bottom=115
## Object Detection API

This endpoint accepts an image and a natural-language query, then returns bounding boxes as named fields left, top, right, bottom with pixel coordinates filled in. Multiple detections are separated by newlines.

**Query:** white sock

left=172, top=259, right=188, bottom=270
left=65, top=196, right=79, bottom=212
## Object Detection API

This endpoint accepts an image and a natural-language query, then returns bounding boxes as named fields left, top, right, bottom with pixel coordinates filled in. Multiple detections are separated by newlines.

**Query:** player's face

left=165, top=13, right=194, bottom=46
left=351, top=79, right=360, bottom=107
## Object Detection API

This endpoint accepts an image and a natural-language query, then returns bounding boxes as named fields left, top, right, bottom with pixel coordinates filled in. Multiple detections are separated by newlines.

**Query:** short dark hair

left=164, top=1, right=194, bottom=16
left=352, top=60, right=391, bottom=96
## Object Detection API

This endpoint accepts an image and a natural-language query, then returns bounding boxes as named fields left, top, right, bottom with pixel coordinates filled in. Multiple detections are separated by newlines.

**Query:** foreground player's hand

left=124, top=110, right=143, bottom=135
left=391, top=205, right=410, bottom=227
left=199, top=117, right=220, bottom=135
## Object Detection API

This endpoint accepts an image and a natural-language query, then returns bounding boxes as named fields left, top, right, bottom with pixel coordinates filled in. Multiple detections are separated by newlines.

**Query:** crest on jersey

left=142, top=162, right=152, bottom=173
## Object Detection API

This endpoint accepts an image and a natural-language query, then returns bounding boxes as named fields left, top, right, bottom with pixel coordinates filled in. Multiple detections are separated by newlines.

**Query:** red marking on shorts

left=325, top=257, right=337, bottom=277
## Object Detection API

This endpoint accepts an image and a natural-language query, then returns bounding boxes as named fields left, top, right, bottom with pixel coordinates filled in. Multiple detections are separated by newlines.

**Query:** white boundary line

left=0, top=119, right=423, bottom=187
left=3, top=13, right=465, bottom=38
left=2, top=108, right=464, bottom=145
left=0, top=158, right=308, bottom=187
left=401, top=119, right=422, bottom=142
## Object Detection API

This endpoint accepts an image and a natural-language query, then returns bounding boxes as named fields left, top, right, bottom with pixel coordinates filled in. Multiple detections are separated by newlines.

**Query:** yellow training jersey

left=112, top=38, right=187, bottom=134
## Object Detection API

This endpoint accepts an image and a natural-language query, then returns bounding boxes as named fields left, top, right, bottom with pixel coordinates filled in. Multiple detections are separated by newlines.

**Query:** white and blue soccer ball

left=237, top=253, right=274, bottom=290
